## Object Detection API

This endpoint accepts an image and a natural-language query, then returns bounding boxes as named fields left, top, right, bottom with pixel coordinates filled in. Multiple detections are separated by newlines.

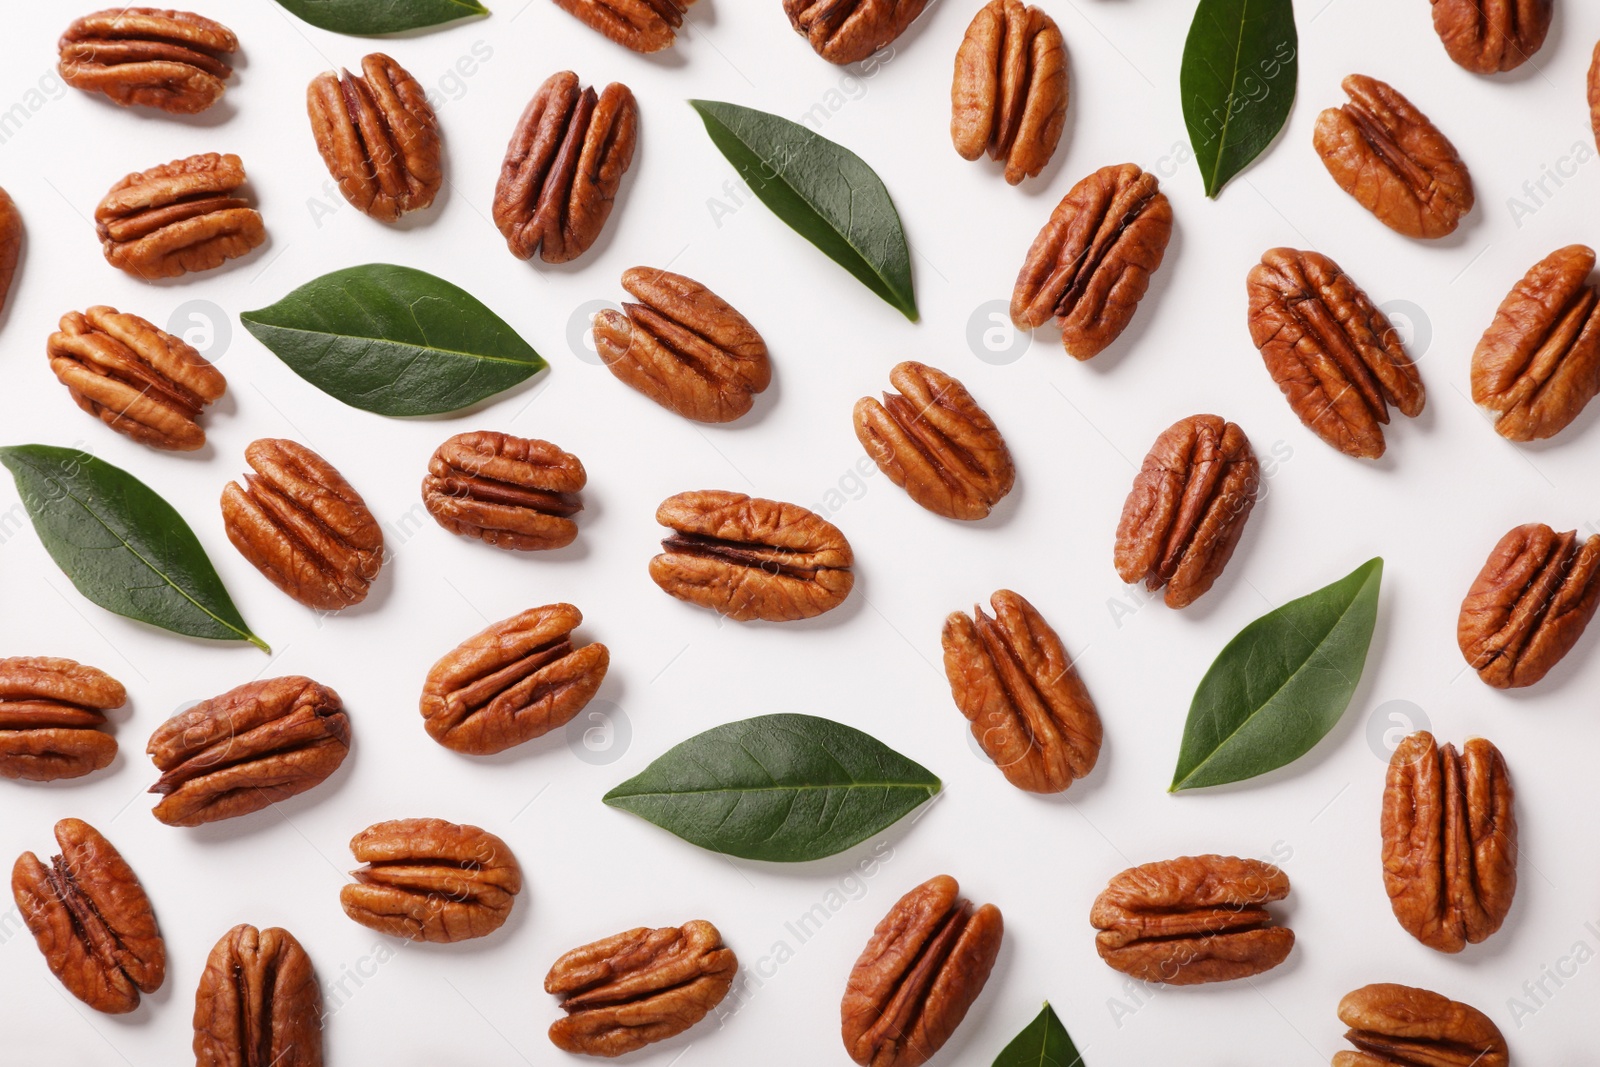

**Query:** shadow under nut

left=0, top=656, right=124, bottom=782
left=341, top=818, right=523, bottom=942
left=194, top=924, right=323, bottom=1067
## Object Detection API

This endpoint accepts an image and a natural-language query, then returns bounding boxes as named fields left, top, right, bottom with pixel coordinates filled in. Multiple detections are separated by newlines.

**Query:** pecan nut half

left=1114, top=414, right=1259, bottom=608
left=12, top=819, right=165, bottom=1014
left=842, top=874, right=1002, bottom=1067
left=494, top=71, right=638, bottom=264
left=951, top=0, right=1067, bottom=185
left=423, top=431, right=586, bottom=551
left=222, top=439, right=385, bottom=610
left=551, top=0, right=692, bottom=52
left=1091, top=855, right=1293, bottom=985
left=1011, top=163, right=1173, bottom=359
left=942, top=590, right=1100, bottom=794
left=1313, top=75, right=1474, bottom=240
left=48, top=306, right=226, bottom=451
left=0, top=656, right=123, bottom=782
left=147, top=676, right=350, bottom=826
left=194, top=924, right=322, bottom=1067
left=96, top=152, right=265, bottom=279
left=59, top=8, right=237, bottom=114
left=0, top=185, right=19, bottom=317
left=307, top=53, right=441, bottom=223
left=1431, top=0, right=1551, bottom=74
left=1591, top=43, right=1600, bottom=154
left=1470, top=245, right=1600, bottom=441
left=1335, top=984, right=1507, bottom=1067
left=651, top=490, right=855, bottom=622
left=1458, top=523, right=1600, bottom=688
left=421, top=604, right=610, bottom=755
left=593, top=267, right=771, bottom=423
left=1247, top=248, right=1424, bottom=459
left=340, top=818, right=522, bottom=943
left=785, top=0, right=930, bottom=65
left=546, top=920, right=737, bottom=1056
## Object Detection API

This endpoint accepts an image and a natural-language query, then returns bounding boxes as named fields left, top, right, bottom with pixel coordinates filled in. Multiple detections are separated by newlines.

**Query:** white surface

left=0, top=0, right=1597, bottom=1063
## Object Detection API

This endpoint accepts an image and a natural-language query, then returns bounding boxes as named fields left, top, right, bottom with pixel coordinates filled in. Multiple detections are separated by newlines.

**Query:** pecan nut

left=841, top=874, right=1002, bottom=1067
left=951, top=0, right=1067, bottom=185
left=1091, top=855, right=1293, bottom=985
left=59, top=8, right=237, bottom=114
left=1470, top=245, right=1600, bottom=441
left=1313, top=75, right=1474, bottom=240
left=1011, top=163, right=1173, bottom=359
left=1591, top=42, right=1600, bottom=154
left=95, top=152, right=265, bottom=279
left=194, top=924, right=322, bottom=1067
left=421, top=604, right=610, bottom=755
left=942, top=590, right=1100, bottom=794
left=785, top=0, right=930, bottom=65
left=222, top=439, right=385, bottom=610
left=551, top=0, right=692, bottom=52
left=593, top=267, right=771, bottom=423
left=494, top=71, right=638, bottom=264
left=1431, top=0, right=1550, bottom=74
left=854, top=361, right=1015, bottom=521
left=650, top=490, right=855, bottom=622
left=47, top=306, right=226, bottom=451
left=423, top=431, right=586, bottom=551
left=1335, top=984, right=1507, bottom=1067
left=12, top=819, right=165, bottom=1014
left=307, top=53, right=441, bottom=223
left=1114, top=414, right=1258, bottom=608
left=1458, top=523, right=1600, bottom=688
left=0, top=656, right=123, bottom=782
left=546, top=920, right=737, bottom=1056
left=0, top=185, right=19, bottom=317
left=340, top=818, right=522, bottom=943
left=1247, top=248, right=1424, bottom=459
left=147, top=676, right=350, bottom=826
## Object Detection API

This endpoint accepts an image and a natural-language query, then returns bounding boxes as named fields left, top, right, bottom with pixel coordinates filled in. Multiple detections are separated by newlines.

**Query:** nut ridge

left=0, top=656, right=123, bottom=782
left=423, top=431, right=586, bottom=551
left=307, top=53, right=441, bottom=222
left=59, top=8, right=238, bottom=114
left=95, top=152, right=265, bottom=279
left=951, top=0, right=1068, bottom=185
left=1458, top=522, right=1600, bottom=688
left=340, top=818, right=523, bottom=942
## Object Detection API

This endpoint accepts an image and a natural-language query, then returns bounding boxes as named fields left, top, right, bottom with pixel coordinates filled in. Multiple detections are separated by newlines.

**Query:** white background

left=0, top=0, right=1597, bottom=1063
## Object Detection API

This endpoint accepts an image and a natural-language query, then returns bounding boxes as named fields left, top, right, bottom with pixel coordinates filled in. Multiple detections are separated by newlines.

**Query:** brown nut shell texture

left=1011, top=162, right=1173, bottom=359
left=0, top=185, right=19, bottom=317
left=785, top=0, right=930, bottom=65
left=307, top=52, right=441, bottom=223
left=1247, top=248, right=1424, bottom=460
left=96, top=152, right=265, bottom=279
left=194, top=924, right=323, bottom=1067
left=951, top=0, right=1067, bottom=185
left=1334, top=983, right=1508, bottom=1067
left=0, top=656, right=124, bottom=782
left=1091, top=855, right=1293, bottom=985
left=340, top=818, right=522, bottom=943
left=59, top=8, right=237, bottom=114
left=423, top=431, right=586, bottom=551
left=147, top=676, right=350, bottom=827
left=546, top=919, right=737, bottom=1057
left=551, top=0, right=692, bottom=53
left=12, top=819, right=165, bottom=1014
left=1592, top=42, right=1600, bottom=155
left=421, top=604, right=610, bottom=755
left=1432, top=0, right=1551, bottom=75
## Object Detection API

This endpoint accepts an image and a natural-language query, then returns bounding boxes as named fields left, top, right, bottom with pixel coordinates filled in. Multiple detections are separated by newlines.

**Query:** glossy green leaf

left=604, top=713, right=940, bottom=862
left=0, top=446, right=267, bottom=651
left=241, top=264, right=545, bottom=417
left=270, top=0, right=488, bottom=35
left=1180, top=0, right=1298, bottom=197
left=993, top=1003, right=1084, bottom=1067
left=1171, top=558, right=1382, bottom=791
left=689, top=100, right=917, bottom=321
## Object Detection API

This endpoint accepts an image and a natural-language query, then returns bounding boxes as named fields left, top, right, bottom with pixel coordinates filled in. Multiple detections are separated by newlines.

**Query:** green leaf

left=270, top=0, right=489, bottom=35
left=1180, top=0, right=1298, bottom=197
left=689, top=100, right=917, bottom=321
left=0, top=446, right=267, bottom=651
left=241, top=264, right=545, bottom=418
left=1171, top=558, right=1382, bottom=791
left=604, top=713, right=940, bottom=862
left=993, top=1003, right=1085, bottom=1067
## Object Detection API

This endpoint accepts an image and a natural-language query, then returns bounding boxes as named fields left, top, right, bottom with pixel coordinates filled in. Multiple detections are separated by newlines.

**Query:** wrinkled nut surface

left=421, top=604, right=610, bottom=755
left=546, top=920, right=737, bottom=1057
left=1383, top=732, right=1516, bottom=954
left=593, top=267, right=771, bottom=423
left=650, top=490, right=855, bottom=622
left=942, top=590, right=1101, bottom=794
left=48, top=306, right=226, bottom=451
left=423, top=431, right=586, bottom=551
left=96, top=152, right=264, bottom=279
left=1248, top=248, right=1424, bottom=459
left=842, top=874, right=1002, bottom=1067
left=1470, top=245, right=1600, bottom=442
left=785, top=0, right=929, bottom=65
left=1458, top=523, right=1600, bottom=689
left=222, top=439, right=385, bottom=610
left=1091, top=855, right=1293, bottom=985
left=0, top=656, right=123, bottom=782
left=12, top=819, right=165, bottom=1014
left=1115, top=415, right=1259, bottom=609
left=307, top=53, right=441, bottom=223
left=951, top=0, right=1067, bottom=185
left=1591, top=43, right=1600, bottom=154
left=340, top=819, right=522, bottom=943
left=1334, top=983, right=1508, bottom=1067
left=194, top=924, right=322, bottom=1067
left=1011, top=162, right=1173, bottom=359
left=1431, top=0, right=1551, bottom=74
left=59, top=8, right=237, bottom=114
left=0, top=185, right=19, bottom=317
left=551, top=0, right=692, bottom=53
left=1313, top=75, right=1474, bottom=240
left=147, top=676, right=349, bottom=826
left=494, top=71, right=638, bottom=264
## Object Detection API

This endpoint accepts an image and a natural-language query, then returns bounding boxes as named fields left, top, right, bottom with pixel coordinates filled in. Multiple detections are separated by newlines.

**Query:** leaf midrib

left=241, top=317, right=538, bottom=369
left=1204, top=0, right=1252, bottom=195
left=612, top=780, right=938, bottom=799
